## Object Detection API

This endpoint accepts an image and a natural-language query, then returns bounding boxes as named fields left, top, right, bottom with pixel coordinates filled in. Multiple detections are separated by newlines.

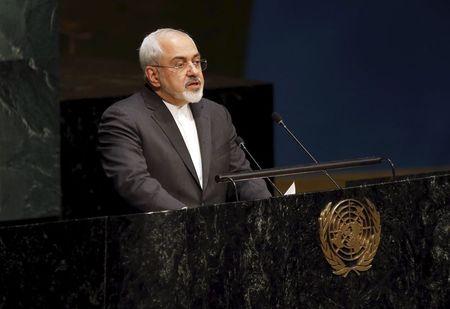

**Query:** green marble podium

left=0, top=172, right=448, bottom=308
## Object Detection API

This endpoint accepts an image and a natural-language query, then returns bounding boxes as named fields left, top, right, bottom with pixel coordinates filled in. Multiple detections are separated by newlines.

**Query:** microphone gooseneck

left=271, top=112, right=341, bottom=190
left=236, top=137, right=283, bottom=196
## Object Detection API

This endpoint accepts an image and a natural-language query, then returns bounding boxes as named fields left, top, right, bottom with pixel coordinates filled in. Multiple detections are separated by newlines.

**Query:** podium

left=0, top=172, right=448, bottom=308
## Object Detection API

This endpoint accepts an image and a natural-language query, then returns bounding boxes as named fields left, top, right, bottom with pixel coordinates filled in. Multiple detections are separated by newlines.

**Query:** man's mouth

left=185, top=79, right=202, bottom=89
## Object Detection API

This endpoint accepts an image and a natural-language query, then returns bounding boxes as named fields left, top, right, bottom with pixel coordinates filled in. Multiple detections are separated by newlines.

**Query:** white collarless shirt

left=163, top=101, right=203, bottom=188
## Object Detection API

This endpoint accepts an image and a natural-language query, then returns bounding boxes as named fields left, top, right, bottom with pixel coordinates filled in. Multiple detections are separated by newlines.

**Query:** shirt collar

left=163, top=100, right=190, bottom=116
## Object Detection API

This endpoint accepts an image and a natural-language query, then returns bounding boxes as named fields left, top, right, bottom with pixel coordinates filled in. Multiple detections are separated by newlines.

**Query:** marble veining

left=0, top=173, right=447, bottom=308
left=0, top=0, right=59, bottom=221
left=0, top=217, right=106, bottom=308
left=104, top=173, right=449, bottom=308
left=0, top=0, right=57, bottom=62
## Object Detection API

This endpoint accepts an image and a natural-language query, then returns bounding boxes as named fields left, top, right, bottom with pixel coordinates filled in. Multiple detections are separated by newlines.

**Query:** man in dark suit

left=98, top=28, right=271, bottom=212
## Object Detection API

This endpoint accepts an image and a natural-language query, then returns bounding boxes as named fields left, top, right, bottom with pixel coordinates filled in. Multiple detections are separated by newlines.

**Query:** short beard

left=159, top=74, right=204, bottom=104
left=182, top=88, right=203, bottom=103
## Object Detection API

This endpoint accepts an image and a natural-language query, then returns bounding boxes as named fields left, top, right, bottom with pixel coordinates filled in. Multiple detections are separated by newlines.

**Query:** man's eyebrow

left=170, top=56, right=186, bottom=61
left=170, top=53, right=201, bottom=61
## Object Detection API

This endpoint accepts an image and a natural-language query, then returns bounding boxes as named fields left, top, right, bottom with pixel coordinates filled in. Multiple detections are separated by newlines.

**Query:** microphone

left=271, top=112, right=341, bottom=189
left=236, top=136, right=283, bottom=196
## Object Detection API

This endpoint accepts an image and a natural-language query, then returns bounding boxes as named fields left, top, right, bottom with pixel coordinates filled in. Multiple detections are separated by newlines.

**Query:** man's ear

left=145, top=66, right=161, bottom=87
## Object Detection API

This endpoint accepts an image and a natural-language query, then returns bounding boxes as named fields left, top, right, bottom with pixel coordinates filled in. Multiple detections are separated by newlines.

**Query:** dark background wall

left=60, top=0, right=450, bottom=169
left=246, top=0, right=450, bottom=168
left=60, top=0, right=253, bottom=77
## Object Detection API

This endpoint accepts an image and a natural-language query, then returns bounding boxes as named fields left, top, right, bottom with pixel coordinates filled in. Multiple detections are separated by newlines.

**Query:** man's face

left=151, top=33, right=204, bottom=105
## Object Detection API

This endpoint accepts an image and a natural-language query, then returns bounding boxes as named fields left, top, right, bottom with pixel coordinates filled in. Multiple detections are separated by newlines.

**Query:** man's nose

left=186, top=62, right=200, bottom=75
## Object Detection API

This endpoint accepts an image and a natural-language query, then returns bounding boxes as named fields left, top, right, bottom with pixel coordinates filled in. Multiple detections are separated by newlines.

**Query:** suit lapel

left=190, top=101, right=211, bottom=190
left=141, top=86, right=202, bottom=188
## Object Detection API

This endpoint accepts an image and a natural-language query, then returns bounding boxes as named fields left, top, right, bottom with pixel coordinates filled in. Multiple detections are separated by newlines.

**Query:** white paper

left=284, top=181, right=296, bottom=195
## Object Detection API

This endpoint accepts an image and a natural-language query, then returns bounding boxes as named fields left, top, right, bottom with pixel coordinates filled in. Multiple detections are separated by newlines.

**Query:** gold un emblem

left=319, top=198, right=381, bottom=277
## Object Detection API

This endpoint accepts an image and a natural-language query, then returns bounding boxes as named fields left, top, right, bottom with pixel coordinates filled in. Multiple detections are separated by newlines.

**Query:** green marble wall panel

left=0, top=0, right=59, bottom=221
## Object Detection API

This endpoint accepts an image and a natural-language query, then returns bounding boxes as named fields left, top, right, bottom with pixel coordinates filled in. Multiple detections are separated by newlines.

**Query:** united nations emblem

left=319, top=198, right=381, bottom=277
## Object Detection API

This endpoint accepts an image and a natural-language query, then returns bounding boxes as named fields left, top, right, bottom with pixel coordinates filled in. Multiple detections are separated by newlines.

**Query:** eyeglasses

left=150, top=59, right=207, bottom=72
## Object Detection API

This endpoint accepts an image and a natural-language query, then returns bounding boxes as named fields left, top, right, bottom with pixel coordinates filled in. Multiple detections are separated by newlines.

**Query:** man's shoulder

left=101, top=87, right=157, bottom=122
left=199, top=97, right=228, bottom=116
left=201, top=97, right=221, bottom=107
left=104, top=91, right=145, bottom=114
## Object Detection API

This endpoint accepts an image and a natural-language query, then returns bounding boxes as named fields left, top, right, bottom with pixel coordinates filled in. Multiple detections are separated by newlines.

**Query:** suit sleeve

left=97, top=107, right=185, bottom=212
left=223, top=107, right=272, bottom=201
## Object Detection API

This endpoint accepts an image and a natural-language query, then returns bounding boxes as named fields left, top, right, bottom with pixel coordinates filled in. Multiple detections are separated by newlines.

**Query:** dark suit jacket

left=98, top=86, right=271, bottom=212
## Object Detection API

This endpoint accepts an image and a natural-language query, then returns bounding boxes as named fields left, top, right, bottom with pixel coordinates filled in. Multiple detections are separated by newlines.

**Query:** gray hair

left=138, top=28, right=194, bottom=73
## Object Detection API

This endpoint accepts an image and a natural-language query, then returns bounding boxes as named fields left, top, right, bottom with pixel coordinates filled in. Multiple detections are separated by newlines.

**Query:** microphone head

left=271, top=112, right=283, bottom=125
left=235, top=136, right=245, bottom=146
